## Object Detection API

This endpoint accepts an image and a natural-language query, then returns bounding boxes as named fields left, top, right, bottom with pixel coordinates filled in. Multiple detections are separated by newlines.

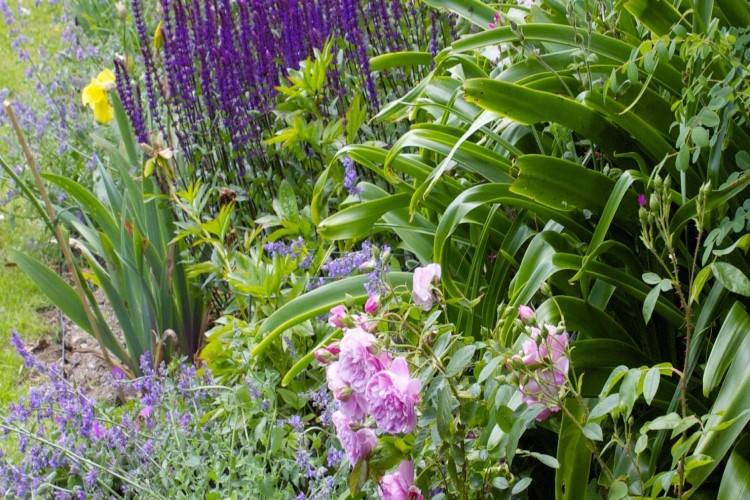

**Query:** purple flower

left=331, top=411, right=376, bottom=464
left=288, top=415, right=304, bottom=431
left=138, top=405, right=154, bottom=421
left=412, top=264, right=441, bottom=310
left=179, top=413, right=192, bottom=429
left=638, top=193, right=647, bottom=207
left=343, top=157, right=360, bottom=195
left=322, top=241, right=373, bottom=279
left=84, top=468, right=97, bottom=488
left=379, top=460, right=423, bottom=500
left=327, top=448, right=344, bottom=467
left=365, top=358, right=420, bottom=434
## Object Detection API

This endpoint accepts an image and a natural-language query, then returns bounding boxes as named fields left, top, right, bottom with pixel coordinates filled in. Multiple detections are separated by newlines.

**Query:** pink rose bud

left=328, top=305, right=348, bottom=328
left=327, top=342, right=340, bottom=356
left=315, top=343, right=341, bottom=365
left=315, top=349, right=334, bottom=365
left=364, top=295, right=380, bottom=314
left=518, top=305, right=535, bottom=322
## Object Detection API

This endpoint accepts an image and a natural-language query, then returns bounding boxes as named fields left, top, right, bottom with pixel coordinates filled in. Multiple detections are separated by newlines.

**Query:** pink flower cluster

left=315, top=265, right=442, bottom=498
left=516, top=306, right=570, bottom=421
left=319, top=298, right=421, bottom=465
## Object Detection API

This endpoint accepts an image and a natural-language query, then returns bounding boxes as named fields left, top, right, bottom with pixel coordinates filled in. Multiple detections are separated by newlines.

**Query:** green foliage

left=9, top=100, right=209, bottom=374
left=265, top=0, right=750, bottom=496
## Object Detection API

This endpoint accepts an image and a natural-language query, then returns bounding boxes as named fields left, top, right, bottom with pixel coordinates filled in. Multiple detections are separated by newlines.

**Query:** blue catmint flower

left=321, top=241, right=372, bottom=278
left=327, top=448, right=344, bottom=467
left=84, top=468, right=97, bottom=488
left=342, top=157, right=360, bottom=195
left=288, top=414, right=304, bottom=431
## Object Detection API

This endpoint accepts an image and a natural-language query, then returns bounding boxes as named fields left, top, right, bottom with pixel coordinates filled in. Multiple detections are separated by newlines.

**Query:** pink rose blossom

left=519, top=324, right=570, bottom=421
left=521, top=370, right=566, bottom=421
left=332, top=411, right=377, bottom=464
left=328, top=305, right=348, bottom=328
left=327, top=362, right=368, bottom=419
left=365, top=294, right=380, bottom=314
left=326, top=362, right=351, bottom=400
left=366, top=357, right=420, bottom=434
left=412, top=264, right=441, bottom=310
left=379, top=460, right=423, bottom=500
left=339, top=328, right=387, bottom=393
left=518, top=305, right=535, bottom=322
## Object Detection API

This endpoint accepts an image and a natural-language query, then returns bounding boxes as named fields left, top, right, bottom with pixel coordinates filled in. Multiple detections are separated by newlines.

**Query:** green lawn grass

left=0, top=213, right=56, bottom=405
left=1, top=1, right=63, bottom=405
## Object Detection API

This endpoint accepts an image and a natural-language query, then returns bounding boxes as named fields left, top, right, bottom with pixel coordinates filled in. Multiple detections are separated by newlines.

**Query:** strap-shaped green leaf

left=252, top=273, right=413, bottom=357
left=555, top=398, right=592, bottom=500
left=422, top=0, right=495, bottom=27
left=703, top=302, right=750, bottom=396
left=718, top=438, right=750, bottom=500
left=318, top=192, right=411, bottom=240
left=385, top=127, right=513, bottom=183
left=689, top=333, right=750, bottom=488
left=454, top=24, right=683, bottom=93
left=463, top=80, right=642, bottom=156
left=370, top=51, right=432, bottom=71
left=622, top=0, right=682, bottom=35
left=512, top=155, right=639, bottom=226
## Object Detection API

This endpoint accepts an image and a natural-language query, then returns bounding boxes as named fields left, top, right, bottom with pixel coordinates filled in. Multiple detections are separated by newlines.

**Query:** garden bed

left=2, top=0, right=750, bottom=498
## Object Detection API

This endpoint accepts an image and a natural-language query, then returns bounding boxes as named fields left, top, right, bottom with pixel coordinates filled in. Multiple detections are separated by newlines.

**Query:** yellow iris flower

left=82, top=69, right=116, bottom=124
left=154, top=21, right=164, bottom=50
